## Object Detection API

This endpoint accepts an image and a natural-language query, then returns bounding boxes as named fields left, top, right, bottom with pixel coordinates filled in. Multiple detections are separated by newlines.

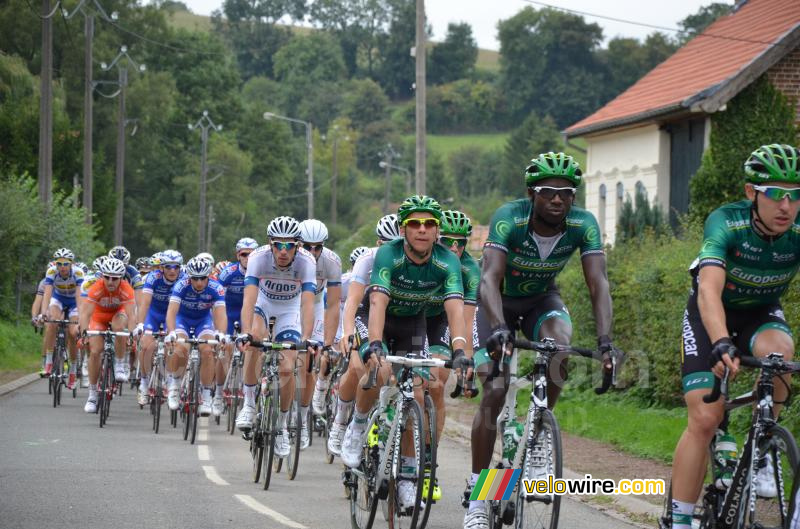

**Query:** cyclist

left=165, top=257, right=228, bottom=416
left=463, top=152, right=613, bottom=529
left=340, top=196, right=468, bottom=513
left=79, top=258, right=135, bottom=413
left=329, top=215, right=401, bottom=457
left=214, top=237, right=258, bottom=417
left=234, top=216, right=316, bottom=460
left=108, top=246, right=144, bottom=381
left=299, top=220, right=344, bottom=447
left=135, top=257, right=151, bottom=276
left=133, top=250, right=184, bottom=406
left=32, top=269, right=49, bottom=376
left=40, top=249, right=84, bottom=389
left=669, top=144, right=800, bottom=529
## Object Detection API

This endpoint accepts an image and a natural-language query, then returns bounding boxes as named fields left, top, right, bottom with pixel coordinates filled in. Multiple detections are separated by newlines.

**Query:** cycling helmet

left=185, top=257, right=212, bottom=278
left=267, top=216, right=301, bottom=239
left=53, top=248, right=75, bottom=261
left=440, top=210, right=473, bottom=237
left=376, top=214, right=401, bottom=241
left=160, top=249, right=183, bottom=265
left=744, top=144, right=800, bottom=184
left=108, top=245, right=131, bottom=265
left=397, top=195, right=442, bottom=223
left=236, top=237, right=259, bottom=253
left=349, top=246, right=370, bottom=265
left=197, top=252, right=214, bottom=266
left=75, top=262, right=89, bottom=274
left=135, top=257, right=149, bottom=269
left=525, top=152, right=583, bottom=188
left=214, top=260, right=231, bottom=275
left=92, top=256, right=107, bottom=271
left=298, top=219, right=329, bottom=243
left=100, top=257, right=126, bottom=278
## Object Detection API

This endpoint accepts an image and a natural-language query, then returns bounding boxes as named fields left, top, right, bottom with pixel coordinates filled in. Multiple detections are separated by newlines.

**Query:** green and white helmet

left=397, top=195, right=442, bottom=223
left=744, top=144, right=800, bottom=184
left=525, top=152, right=583, bottom=188
left=440, top=210, right=472, bottom=237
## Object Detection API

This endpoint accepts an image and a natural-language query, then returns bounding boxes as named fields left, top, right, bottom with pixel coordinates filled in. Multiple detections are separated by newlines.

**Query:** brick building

left=565, top=0, right=800, bottom=244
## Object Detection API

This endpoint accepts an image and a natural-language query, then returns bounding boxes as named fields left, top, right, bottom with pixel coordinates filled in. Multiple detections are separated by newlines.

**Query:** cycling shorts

left=355, top=304, right=429, bottom=380
left=175, top=314, right=214, bottom=338
left=425, top=311, right=479, bottom=360
left=49, top=297, right=78, bottom=318
left=254, top=296, right=302, bottom=343
left=144, top=309, right=167, bottom=332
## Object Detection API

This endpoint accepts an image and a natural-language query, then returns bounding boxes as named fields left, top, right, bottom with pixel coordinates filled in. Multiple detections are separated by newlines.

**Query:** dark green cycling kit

left=425, top=247, right=480, bottom=318
left=692, top=200, right=800, bottom=308
left=367, top=238, right=464, bottom=317
left=484, top=199, right=604, bottom=296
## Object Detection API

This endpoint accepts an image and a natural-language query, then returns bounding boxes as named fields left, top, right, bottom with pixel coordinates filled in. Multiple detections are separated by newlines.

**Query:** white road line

left=234, top=494, right=308, bottom=529
left=202, top=465, right=229, bottom=486
left=197, top=445, right=210, bottom=460
left=199, top=416, right=209, bottom=428
left=197, top=429, right=208, bottom=441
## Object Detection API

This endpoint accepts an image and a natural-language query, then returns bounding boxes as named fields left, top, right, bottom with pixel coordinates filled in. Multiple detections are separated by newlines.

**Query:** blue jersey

left=44, top=265, right=84, bottom=303
left=169, top=277, right=226, bottom=321
left=218, top=262, right=246, bottom=313
left=124, top=264, right=143, bottom=289
left=143, top=269, right=184, bottom=315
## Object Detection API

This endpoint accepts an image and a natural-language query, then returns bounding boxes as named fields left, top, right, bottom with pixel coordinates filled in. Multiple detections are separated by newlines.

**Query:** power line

left=520, top=0, right=781, bottom=47
left=102, top=17, right=230, bottom=57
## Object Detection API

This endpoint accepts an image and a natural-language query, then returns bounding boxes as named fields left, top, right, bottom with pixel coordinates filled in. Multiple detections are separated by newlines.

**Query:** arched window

left=635, top=180, right=647, bottom=200
left=598, top=183, right=607, bottom=239
left=616, top=182, right=624, bottom=222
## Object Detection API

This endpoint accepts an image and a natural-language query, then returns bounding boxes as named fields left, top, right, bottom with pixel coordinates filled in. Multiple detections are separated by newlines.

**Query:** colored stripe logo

left=469, top=469, right=521, bottom=501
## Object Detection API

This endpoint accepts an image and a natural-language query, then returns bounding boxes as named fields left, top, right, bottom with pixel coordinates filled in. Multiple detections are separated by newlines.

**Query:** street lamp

left=264, top=112, right=314, bottom=218
left=379, top=160, right=412, bottom=194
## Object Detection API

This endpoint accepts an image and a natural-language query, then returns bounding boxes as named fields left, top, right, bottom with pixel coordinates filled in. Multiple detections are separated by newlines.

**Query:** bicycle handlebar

left=85, top=330, right=130, bottom=337
left=175, top=337, right=220, bottom=346
left=702, top=353, right=800, bottom=403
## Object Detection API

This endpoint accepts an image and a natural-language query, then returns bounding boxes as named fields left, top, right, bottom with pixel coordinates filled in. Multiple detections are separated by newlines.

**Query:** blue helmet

left=236, top=237, right=259, bottom=253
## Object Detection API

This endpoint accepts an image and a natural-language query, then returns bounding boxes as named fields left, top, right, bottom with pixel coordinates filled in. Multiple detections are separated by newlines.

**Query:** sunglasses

left=164, top=264, right=180, bottom=270
left=56, top=261, right=71, bottom=267
left=271, top=241, right=297, bottom=251
left=402, top=218, right=440, bottom=229
left=237, top=252, right=252, bottom=258
left=752, top=185, right=800, bottom=202
left=190, top=276, right=208, bottom=282
left=440, top=236, right=467, bottom=248
left=532, top=186, right=577, bottom=201
left=103, top=275, right=121, bottom=282
left=303, top=243, right=324, bottom=252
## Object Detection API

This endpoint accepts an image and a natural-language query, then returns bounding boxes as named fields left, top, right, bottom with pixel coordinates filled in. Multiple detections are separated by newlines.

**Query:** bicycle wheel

left=324, top=386, right=337, bottom=464
left=418, top=393, right=437, bottom=529
left=251, top=393, right=266, bottom=484
left=744, top=423, right=800, bottom=528
left=515, top=409, right=562, bottom=529
left=52, top=354, right=62, bottom=408
left=350, top=443, right=380, bottom=529
left=263, top=379, right=280, bottom=490
left=286, top=387, right=303, bottom=480
left=153, top=380, right=162, bottom=434
left=387, top=399, right=425, bottom=529
left=98, top=355, right=109, bottom=428
left=183, top=375, right=193, bottom=441
left=190, top=366, right=200, bottom=445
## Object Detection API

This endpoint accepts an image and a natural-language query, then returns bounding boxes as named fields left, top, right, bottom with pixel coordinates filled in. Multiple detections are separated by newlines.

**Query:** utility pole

left=38, top=0, right=57, bottom=208
left=379, top=144, right=400, bottom=214
left=63, top=1, right=118, bottom=224
left=100, top=46, right=145, bottom=245
left=207, top=203, right=215, bottom=252
left=189, top=111, right=222, bottom=253
left=414, top=0, right=427, bottom=195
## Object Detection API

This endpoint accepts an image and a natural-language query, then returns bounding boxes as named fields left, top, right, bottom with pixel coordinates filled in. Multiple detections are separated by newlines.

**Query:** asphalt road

left=0, top=379, right=639, bottom=529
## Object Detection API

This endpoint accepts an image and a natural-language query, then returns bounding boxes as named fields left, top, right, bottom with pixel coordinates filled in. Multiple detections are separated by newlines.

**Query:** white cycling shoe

left=236, top=404, right=256, bottom=431
left=211, top=396, right=224, bottom=417
left=755, top=454, right=778, bottom=498
left=275, top=429, right=291, bottom=458
left=167, top=388, right=180, bottom=411
left=327, top=421, right=345, bottom=456
left=341, top=423, right=366, bottom=468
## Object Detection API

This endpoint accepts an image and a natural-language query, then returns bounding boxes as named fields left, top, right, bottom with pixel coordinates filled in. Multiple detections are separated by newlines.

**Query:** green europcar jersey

left=484, top=199, right=604, bottom=297
left=425, top=247, right=480, bottom=318
left=368, top=238, right=464, bottom=317
left=692, top=200, right=800, bottom=308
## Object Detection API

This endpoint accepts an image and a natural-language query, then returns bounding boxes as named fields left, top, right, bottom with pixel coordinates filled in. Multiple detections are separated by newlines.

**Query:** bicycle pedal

left=242, top=431, right=253, bottom=441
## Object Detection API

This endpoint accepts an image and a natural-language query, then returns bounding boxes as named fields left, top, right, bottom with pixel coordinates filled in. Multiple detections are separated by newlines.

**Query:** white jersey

left=245, top=245, right=317, bottom=305
left=351, top=247, right=379, bottom=286
left=340, top=272, right=352, bottom=312
left=313, top=247, right=343, bottom=304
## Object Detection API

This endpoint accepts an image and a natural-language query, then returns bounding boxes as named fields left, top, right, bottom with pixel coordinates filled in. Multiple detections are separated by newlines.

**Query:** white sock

left=400, top=456, right=416, bottom=478
left=335, top=399, right=354, bottom=424
left=300, top=406, right=309, bottom=427
left=216, top=384, right=223, bottom=396
left=352, top=409, right=369, bottom=432
left=69, top=362, right=77, bottom=374
left=315, top=378, right=328, bottom=391
left=45, top=352, right=53, bottom=364
left=139, top=376, right=148, bottom=390
left=671, top=499, right=694, bottom=529
left=202, top=387, right=213, bottom=401
left=244, top=384, right=256, bottom=406
left=280, top=410, right=289, bottom=429
left=469, top=473, right=484, bottom=512
left=88, top=384, right=97, bottom=397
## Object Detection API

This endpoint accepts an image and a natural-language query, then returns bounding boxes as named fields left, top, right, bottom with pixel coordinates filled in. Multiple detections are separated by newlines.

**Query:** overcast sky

left=178, top=0, right=727, bottom=50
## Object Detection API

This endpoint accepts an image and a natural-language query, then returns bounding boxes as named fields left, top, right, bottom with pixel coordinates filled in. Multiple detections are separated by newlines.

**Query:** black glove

left=235, top=333, right=252, bottom=347
left=451, top=348, right=472, bottom=372
left=485, top=325, right=512, bottom=360
left=362, top=340, right=384, bottom=364
left=710, top=337, right=738, bottom=366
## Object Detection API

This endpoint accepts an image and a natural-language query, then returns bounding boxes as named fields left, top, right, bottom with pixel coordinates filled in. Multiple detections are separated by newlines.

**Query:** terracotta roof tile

left=565, top=0, right=800, bottom=135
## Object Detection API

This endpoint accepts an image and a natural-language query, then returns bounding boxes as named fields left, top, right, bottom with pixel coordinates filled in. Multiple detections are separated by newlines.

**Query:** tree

left=376, top=0, right=420, bottom=98
left=616, top=184, right=668, bottom=242
left=429, top=22, right=478, bottom=85
left=601, top=33, right=677, bottom=99
left=501, top=112, right=560, bottom=192
left=498, top=7, right=606, bottom=128
left=341, top=78, right=389, bottom=129
left=677, top=2, right=733, bottom=44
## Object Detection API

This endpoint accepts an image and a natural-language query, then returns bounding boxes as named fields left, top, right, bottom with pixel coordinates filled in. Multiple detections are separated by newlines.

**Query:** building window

left=616, top=182, right=624, bottom=225
left=598, top=183, right=607, bottom=240
left=635, top=180, right=647, bottom=200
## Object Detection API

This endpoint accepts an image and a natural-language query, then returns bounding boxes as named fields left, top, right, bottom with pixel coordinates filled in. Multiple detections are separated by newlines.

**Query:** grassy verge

left=0, top=319, right=41, bottom=373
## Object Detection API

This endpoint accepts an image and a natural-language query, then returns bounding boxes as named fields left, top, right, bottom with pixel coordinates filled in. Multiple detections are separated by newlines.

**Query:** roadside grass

left=425, top=133, right=509, bottom=159
left=0, top=319, right=41, bottom=373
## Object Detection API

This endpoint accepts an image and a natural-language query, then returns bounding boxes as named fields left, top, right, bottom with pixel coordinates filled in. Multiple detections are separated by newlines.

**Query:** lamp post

left=379, top=160, right=412, bottom=195
left=378, top=144, right=401, bottom=214
left=189, top=111, right=222, bottom=253
left=264, top=112, right=313, bottom=218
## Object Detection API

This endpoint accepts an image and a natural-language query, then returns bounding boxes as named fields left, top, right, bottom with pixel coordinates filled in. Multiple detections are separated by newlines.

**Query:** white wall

left=583, top=124, right=670, bottom=244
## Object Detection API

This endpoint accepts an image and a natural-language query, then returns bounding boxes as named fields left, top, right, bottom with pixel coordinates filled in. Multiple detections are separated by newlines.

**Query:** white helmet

left=197, top=252, right=214, bottom=266
left=236, top=237, right=259, bottom=252
left=53, top=248, right=75, bottom=261
left=267, top=216, right=300, bottom=239
left=108, top=245, right=131, bottom=265
left=100, top=257, right=126, bottom=278
left=160, top=249, right=183, bottom=265
left=185, top=257, right=212, bottom=278
left=75, top=262, right=89, bottom=274
left=376, top=214, right=401, bottom=241
left=349, top=246, right=369, bottom=265
left=298, top=219, right=329, bottom=243
left=92, top=256, right=108, bottom=271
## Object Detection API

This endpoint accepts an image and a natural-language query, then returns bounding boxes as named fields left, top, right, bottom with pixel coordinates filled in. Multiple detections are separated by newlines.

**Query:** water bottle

left=501, top=419, right=524, bottom=468
left=713, top=429, right=738, bottom=490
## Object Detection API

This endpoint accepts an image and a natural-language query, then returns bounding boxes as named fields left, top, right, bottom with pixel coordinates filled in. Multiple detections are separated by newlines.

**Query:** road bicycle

left=45, top=312, right=77, bottom=407
left=175, top=335, right=220, bottom=444
left=85, top=329, right=131, bottom=427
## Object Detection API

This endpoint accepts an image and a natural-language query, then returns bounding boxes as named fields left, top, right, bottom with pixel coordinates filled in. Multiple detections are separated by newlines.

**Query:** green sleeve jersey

left=368, top=238, right=464, bottom=317
left=484, top=199, right=604, bottom=297
left=692, top=200, right=800, bottom=308
left=424, top=249, right=481, bottom=317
